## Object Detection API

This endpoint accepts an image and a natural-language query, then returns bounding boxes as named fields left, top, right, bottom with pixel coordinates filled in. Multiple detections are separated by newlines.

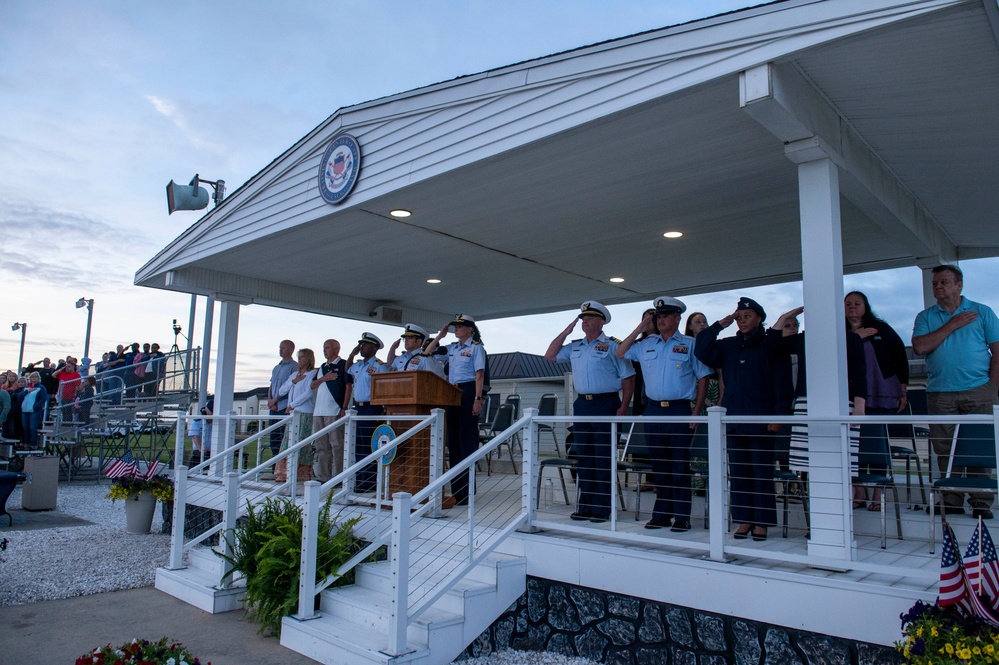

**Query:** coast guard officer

left=346, top=332, right=388, bottom=492
left=387, top=324, right=432, bottom=371
left=426, top=315, right=486, bottom=506
left=616, top=297, right=711, bottom=532
left=545, top=301, right=635, bottom=522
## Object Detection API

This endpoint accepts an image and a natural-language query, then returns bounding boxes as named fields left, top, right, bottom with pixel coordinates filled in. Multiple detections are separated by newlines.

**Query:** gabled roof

left=137, top=0, right=999, bottom=331
left=489, top=352, right=571, bottom=380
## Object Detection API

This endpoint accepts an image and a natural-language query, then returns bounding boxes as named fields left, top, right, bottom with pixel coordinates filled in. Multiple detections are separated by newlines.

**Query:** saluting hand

left=718, top=312, right=736, bottom=329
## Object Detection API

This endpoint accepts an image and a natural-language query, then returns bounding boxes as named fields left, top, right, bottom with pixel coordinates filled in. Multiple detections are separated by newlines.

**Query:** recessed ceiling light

left=663, top=231, right=683, bottom=239
left=426, top=278, right=441, bottom=284
left=609, top=277, right=625, bottom=283
left=390, top=209, right=412, bottom=218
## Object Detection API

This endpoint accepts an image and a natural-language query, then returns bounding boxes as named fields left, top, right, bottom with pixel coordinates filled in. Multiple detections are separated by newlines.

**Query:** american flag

left=105, top=451, right=137, bottom=479
left=144, top=459, right=161, bottom=479
left=966, top=520, right=999, bottom=611
left=940, top=522, right=974, bottom=616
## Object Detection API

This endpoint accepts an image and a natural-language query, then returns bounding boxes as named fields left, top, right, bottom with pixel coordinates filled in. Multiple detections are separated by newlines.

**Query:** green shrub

left=221, top=494, right=361, bottom=636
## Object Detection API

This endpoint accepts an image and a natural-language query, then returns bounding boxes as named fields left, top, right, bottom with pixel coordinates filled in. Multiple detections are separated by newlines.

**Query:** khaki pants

left=313, top=414, right=345, bottom=483
left=928, top=381, right=999, bottom=508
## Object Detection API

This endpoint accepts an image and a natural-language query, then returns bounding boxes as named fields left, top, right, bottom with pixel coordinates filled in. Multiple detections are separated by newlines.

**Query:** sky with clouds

left=3, top=0, right=998, bottom=392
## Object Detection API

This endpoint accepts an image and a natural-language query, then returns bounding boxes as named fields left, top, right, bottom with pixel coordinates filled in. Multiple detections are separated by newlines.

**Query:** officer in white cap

left=544, top=301, right=635, bottom=522
left=387, top=324, right=429, bottom=371
left=426, top=314, right=487, bottom=506
left=616, top=296, right=712, bottom=532
left=346, top=332, right=388, bottom=492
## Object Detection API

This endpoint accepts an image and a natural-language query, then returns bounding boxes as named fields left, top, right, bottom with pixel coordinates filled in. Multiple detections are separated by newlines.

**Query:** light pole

left=11, top=322, right=26, bottom=373
left=75, top=298, right=94, bottom=361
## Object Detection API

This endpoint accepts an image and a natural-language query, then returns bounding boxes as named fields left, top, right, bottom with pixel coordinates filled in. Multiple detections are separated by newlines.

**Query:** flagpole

left=980, top=516, right=985, bottom=597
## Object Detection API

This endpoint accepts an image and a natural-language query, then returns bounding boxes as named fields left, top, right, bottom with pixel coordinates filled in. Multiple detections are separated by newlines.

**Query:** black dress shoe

left=644, top=517, right=671, bottom=530
left=733, top=526, right=751, bottom=540
left=927, top=504, right=966, bottom=516
left=569, top=512, right=592, bottom=521
left=589, top=515, right=609, bottom=524
left=670, top=520, right=691, bottom=533
left=752, top=527, right=768, bottom=542
left=973, top=508, right=994, bottom=519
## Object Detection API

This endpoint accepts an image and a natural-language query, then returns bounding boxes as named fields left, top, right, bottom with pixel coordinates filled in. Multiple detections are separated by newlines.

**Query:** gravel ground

left=0, top=483, right=171, bottom=607
left=0, top=483, right=597, bottom=664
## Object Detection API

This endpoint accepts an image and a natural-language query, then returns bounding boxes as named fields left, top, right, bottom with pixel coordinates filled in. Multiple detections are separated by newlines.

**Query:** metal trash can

left=21, top=455, right=58, bottom=511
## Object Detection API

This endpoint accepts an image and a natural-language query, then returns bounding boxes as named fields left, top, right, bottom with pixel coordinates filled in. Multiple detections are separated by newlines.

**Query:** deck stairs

left=155, top=545, right=245, bottom=614
left=158, top=497, right=527, bottom=665
left=280, top=523, right=527, bottom=665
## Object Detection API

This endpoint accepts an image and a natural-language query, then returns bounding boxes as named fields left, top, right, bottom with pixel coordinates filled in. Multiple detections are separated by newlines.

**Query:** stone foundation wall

left=461, top=577, right=904, bottom=665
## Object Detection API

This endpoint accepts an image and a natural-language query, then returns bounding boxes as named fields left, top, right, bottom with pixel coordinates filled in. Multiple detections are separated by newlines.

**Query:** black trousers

left=354, top=403, right=385, bottom=492
left=643, top=400, right=695, bottom=522
left=445, top=382, right=478, bottom=505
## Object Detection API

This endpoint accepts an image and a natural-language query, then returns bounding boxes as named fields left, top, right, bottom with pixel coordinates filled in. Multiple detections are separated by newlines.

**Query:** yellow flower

left=946, top=643, right=955, bottom=654
left=987, top=644, right=995, bottom=654
left=975, top=646, right=983, bottom=655
left=959, top=647, right=972, bottom=659
left=932, top=627, right=940, bottom=637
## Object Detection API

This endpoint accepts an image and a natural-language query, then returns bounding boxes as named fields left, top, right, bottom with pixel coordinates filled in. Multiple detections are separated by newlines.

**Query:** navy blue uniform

left=695, top=323, right=778, bottom=528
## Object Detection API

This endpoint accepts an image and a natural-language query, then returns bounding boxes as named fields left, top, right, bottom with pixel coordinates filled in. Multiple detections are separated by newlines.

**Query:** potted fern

left=221, top=494, right=361, bottom=636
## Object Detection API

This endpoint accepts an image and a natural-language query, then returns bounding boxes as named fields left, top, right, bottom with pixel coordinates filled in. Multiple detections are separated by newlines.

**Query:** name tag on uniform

left=671, top=344, right=689, bottom=354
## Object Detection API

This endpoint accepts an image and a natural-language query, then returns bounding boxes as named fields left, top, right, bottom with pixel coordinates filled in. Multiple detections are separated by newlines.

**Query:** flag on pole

left=144, top=459, right=161, bottom=479
left=940, top=523, right=999, bottom=628
left=966, top=520, right=999, bottom=611
left=940, top=522, right=975, bottom=616
left=105, top=450, right=137, bottom=479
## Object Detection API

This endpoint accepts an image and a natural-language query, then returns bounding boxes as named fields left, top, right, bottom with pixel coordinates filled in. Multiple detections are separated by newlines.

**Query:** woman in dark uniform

left=695, top=297, right=779, bottom=541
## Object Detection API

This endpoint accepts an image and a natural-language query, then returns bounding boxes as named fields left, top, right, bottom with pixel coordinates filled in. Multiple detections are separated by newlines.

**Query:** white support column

left=787, top=142, right=853, bottom=560
left=921, top=265, right=937, bottom=310
left=198, top=296, right=215, bottom=412
left=213, top=300, right=240, bottom=456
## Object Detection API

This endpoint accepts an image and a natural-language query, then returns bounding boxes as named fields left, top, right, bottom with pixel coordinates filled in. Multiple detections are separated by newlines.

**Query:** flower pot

left=124, top=491, right=157, bottom=534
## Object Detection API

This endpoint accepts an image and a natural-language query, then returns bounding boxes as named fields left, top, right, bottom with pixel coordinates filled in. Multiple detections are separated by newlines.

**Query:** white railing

left=295, top=410, right=446, bottom=617
left=181, top=401, right=999, bottom=654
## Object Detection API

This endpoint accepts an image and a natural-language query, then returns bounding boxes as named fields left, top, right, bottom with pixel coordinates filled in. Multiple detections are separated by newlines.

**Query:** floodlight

left=166, top=173, right=225, bottom=214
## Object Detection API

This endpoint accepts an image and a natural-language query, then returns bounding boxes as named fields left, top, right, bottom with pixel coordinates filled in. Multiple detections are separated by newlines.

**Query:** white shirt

left=279, top=369, right=318, bottom=414
left=313, top=357, right=342, bottom=417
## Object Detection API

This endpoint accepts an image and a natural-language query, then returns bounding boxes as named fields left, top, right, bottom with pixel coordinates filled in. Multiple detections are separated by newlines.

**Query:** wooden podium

left=370, top=371, right=461, bottom=500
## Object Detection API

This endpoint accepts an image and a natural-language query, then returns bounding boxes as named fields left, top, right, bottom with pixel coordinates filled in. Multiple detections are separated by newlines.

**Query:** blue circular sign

left=318, top=133, right=361, bottom=205
left=371, top=424, right=397, bottom=465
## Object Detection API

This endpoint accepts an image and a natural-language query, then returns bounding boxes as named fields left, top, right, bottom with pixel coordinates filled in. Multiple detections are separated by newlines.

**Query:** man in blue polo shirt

left=913, top=264, right=999, bottom=518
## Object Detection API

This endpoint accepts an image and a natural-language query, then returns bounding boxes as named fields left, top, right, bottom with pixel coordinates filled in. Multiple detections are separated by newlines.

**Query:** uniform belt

left=355, top=401, right=371, bottom=407
left=579, top=392, right=617, bottom=401
left=649, top=399, right=691, bottom=408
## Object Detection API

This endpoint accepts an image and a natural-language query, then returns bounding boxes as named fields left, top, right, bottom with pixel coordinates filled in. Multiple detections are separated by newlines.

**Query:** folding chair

left=854, top=423, right=903, bottom=549
left=929, top=422, right=998, bottom=554
left=536, top=393, right=561, bottom=455
left=886, top=402, right=927, bottom=509
left=481, top=403, right=518, bottom=474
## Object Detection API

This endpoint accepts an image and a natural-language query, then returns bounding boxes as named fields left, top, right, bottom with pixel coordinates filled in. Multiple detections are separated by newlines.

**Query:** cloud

left=0, top=197, right=150, bottom=289
left=145, top=93, right=230, bottom=158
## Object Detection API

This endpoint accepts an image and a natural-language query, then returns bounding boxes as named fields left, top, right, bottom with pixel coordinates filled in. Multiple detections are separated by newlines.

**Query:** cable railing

left=164, top=400, right=999, bottom=654
left=293, top=408, right=532, bottom=657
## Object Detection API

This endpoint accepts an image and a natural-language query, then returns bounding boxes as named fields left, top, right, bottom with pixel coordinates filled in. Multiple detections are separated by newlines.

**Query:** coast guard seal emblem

left=318, top=133, right=361, bottom=205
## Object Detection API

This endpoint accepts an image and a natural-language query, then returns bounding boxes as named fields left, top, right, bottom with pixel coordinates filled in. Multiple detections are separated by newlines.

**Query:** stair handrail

left=295, top=410, right=444, bottom=620
left=388, top=409, right=534, bottom=655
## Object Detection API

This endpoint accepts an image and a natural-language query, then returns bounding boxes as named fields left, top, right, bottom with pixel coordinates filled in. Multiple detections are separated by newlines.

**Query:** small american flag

left=940, top=523, right=974, bottom=615
left=144, top=459, right=161, bottom=479
left=105, top=451, right=137, bottom=479
left=966, top=520, right=999, bottom=611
